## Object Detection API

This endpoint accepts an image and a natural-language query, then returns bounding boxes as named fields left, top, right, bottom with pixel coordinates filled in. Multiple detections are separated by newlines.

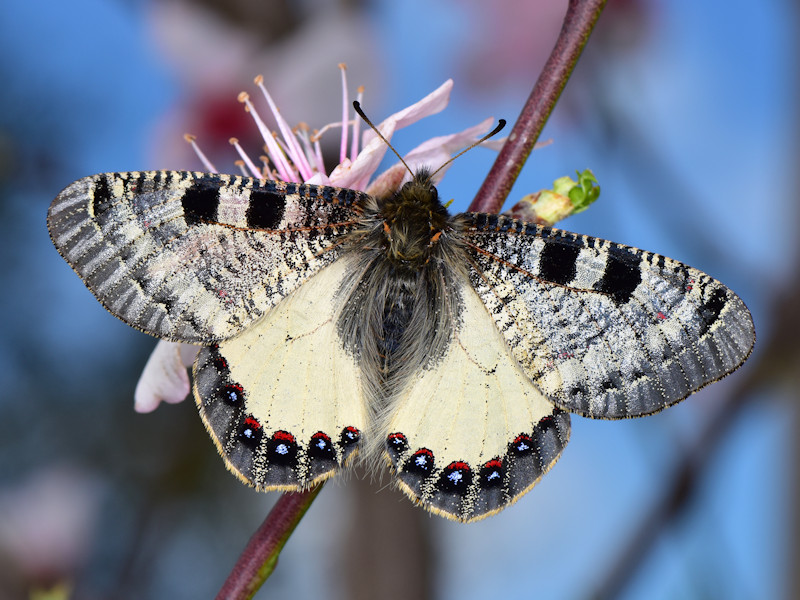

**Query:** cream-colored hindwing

left=194, top=255, right=369, bottom=490
left=383, top=277, right=570, bottom=522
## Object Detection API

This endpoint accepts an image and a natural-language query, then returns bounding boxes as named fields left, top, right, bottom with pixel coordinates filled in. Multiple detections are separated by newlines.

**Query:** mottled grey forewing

left=462, top=213, right=755, bottom=419
left=48, top=171, right=364, bottom=343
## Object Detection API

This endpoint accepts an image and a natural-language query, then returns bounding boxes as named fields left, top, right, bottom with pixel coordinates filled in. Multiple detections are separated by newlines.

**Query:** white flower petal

left=134, top=341, right=199, bottom=413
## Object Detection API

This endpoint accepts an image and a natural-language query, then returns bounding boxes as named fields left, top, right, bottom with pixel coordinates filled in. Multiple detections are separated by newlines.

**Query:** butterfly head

left=378, top=168, right=450, bottom=270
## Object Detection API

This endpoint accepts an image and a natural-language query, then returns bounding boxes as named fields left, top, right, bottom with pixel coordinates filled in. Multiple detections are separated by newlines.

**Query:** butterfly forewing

left=383, top=276, right=570, bottom=522
left=462, top=213, right=755, bottom=419
left=47, top=171, right=364, bottom=343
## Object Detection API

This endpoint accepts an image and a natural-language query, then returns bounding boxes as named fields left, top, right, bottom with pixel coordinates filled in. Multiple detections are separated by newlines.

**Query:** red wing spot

left=657, top=311, right=666, bottom=320
left=483, top=458, right=503, bottom=470
left=512, top=434, right=534, bottom=455
left=340, top=426, right=361, bottom=448
left=388, top=432, right=409, bottom=451
left=244, top=417, right=262, bottom=430
left=449, top=461, right=471, bottom=472
left=405, top=448, right=435, bottom=475
left=273, top=430, right=295, bottom=442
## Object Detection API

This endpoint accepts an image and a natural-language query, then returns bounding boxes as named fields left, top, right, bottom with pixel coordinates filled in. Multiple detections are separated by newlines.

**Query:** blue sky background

left=0, top=1, right=795, bottom=598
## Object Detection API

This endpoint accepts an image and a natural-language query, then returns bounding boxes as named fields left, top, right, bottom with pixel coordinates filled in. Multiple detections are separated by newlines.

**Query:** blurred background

left=0, top=0, right=796, bottom=598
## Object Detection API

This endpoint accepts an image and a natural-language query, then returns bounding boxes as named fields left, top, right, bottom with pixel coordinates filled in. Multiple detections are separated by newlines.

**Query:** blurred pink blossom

left=0, top=466, right=102, bottom=588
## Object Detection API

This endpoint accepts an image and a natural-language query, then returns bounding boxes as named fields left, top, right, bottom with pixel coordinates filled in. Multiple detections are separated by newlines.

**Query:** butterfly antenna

left=430, top=119, right=506, bottom=180
left=352, top=100, right=414, bottom=179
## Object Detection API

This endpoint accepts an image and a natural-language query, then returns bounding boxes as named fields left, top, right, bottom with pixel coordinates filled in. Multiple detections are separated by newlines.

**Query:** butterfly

left=47, top=155, right=755, bottom=522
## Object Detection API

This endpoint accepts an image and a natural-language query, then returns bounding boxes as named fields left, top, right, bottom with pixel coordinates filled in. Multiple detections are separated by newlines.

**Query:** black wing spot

left=437, top=461, right=473, bottom=493
left=182, top=180, right=219, bottom=225
left=246, top=188, right=286, bottom=228
left=404, top=448, right=435, bottom=476
left=538, top=238, right=581, bottom=285
left=91, top=175, right=113, bottom=216
left=478, top=459, right=504, bottom=489
left=594, top=245, right=642, bottom=304
left=267, top=431, right=299, bottom=466
left=698, top=287, right=728, bottom=335
left=237, top=416, right=264, bottom=448
left=308, top=432, right=336, bottom=461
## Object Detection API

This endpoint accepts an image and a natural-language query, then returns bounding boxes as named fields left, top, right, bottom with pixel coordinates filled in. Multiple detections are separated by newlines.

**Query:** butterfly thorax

left=377, top=169, right=451, bottom=271
left=338, top=169, right=466, bottom=435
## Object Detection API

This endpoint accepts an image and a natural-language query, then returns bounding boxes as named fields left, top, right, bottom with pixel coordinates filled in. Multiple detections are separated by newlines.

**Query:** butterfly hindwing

left=193, top=254, right=368, bottom=490
left=462, top=213, right=755, bottom=419
left=383, top=276, right=570, bottom=522
left=47, top=171, right=364, bottom=343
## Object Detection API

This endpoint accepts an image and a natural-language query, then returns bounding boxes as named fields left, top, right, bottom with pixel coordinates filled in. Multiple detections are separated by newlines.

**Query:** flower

left=134, top=66, right=499, bottom=413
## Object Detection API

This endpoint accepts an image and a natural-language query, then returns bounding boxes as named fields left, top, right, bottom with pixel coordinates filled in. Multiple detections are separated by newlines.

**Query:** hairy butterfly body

left=48, top=168, right=754, bottom=522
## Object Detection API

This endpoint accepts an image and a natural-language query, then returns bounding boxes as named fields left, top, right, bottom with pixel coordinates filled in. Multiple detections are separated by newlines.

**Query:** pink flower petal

left=333, top=79, right=454, bottom=191
left=0, top=466, right=102, bottom=581
left=362, top=79, right=454, bottom=147
left=134, top=341, right=199, bottom=413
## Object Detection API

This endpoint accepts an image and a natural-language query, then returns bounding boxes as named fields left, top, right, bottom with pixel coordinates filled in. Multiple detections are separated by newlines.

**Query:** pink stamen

left=253, top=75, right=314, bottom=181
left=238, top=90, right=297, bottom=182
left=229, top=137, right=265, bottom=179
left=339, top=63, right=349, bottom=165
left=184, top=134, right=218, bottom=173
left=296, top=123, right=325, bottom=176
left=233, top=160, right=249, bottom=177
left=351, top=85, right=364, bottom=162
left=259, top=156, right=277, bottom=180
left=314, top=121, right=345, bottom=139
left=312, top=135, right=325, bottom=175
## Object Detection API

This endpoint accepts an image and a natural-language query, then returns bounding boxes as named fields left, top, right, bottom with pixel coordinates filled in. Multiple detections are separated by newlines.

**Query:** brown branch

left=215, top=485, right=323, bottom=600
left=469, top=0, right=608, bottom=213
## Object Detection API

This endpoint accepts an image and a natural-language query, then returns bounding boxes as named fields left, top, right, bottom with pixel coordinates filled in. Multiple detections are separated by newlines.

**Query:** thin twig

left=216, top=485, right=323, bottom=599
left=469, top=0, right=608, bottom=213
